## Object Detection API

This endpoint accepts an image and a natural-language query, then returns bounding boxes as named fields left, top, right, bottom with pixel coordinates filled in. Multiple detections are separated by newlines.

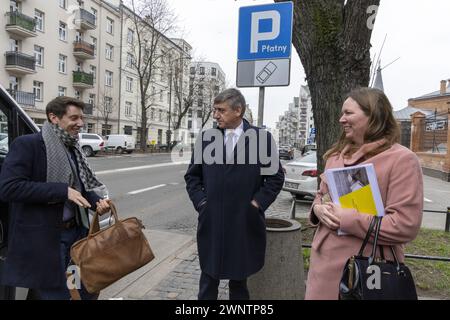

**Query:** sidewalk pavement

left=100, top=175, right=449, bottom=300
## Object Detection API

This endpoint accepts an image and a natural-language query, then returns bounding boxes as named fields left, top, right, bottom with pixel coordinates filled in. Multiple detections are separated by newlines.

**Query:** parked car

left=105, top=134, right=135, bottom=154
left=279, top=144, right=294, bottom=160
left=78, top=133, right=104, bottom=157
left=301, top=144, right=317, bottom=156
left=282, top=151, right=318, bottom=199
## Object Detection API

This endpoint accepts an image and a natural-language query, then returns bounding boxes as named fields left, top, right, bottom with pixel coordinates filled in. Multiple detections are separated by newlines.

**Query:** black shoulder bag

left=339, top=216, right=418, bottom=300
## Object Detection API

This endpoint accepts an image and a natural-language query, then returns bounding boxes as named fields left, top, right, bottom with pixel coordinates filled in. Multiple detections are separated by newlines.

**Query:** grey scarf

left=41, top=121, right=105, bottom=193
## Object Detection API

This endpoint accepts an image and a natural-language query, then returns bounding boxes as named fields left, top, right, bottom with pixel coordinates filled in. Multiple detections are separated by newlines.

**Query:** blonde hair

left=324, top=87, right=400, bottom=160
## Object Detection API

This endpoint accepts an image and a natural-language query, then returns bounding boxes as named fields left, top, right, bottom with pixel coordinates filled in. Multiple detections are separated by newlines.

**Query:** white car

left=105, top=134, right=135, bottom=154
left=78, top=133, right=105, bottom=157
left=282, top=151, right=318, bottom=200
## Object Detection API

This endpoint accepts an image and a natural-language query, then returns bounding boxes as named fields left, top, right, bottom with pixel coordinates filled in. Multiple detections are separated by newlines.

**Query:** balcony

left=73, top=40, right=95, bottom=60
left=5, top=51, right=36, bottom=75
left=6, top=89, right=35, bottom=107
left=72, top=71, right=94, bottom=89
left=73, top=9, right=96, bottom=30
left=5, top=11, right=37, bottom=38
left=84, top=103, right=94, bottom=115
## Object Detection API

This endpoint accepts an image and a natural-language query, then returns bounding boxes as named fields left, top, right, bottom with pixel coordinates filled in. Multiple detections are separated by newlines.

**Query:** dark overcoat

left=184, top=120, right=284, bottom=280
left=0, top=132, right=100, bottom=289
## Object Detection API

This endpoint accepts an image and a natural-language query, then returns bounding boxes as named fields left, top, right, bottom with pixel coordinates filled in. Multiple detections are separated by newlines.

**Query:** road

left=89, top=153, right=197, bottom=235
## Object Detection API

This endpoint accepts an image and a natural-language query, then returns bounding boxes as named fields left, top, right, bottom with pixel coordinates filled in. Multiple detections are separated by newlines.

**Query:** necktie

left=226, top=131, right=235, bottom=158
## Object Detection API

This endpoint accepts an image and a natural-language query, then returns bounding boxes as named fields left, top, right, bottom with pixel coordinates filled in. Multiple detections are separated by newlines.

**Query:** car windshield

left=299, top=151, right=316, bottom=163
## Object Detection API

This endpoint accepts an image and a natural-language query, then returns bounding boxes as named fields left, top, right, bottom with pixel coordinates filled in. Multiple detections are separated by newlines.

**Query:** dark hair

left=325, top=87, right=400, bottom=160
left=46, top=96, right=85, bottom=121
left=213, top=88, right=246, bottom=117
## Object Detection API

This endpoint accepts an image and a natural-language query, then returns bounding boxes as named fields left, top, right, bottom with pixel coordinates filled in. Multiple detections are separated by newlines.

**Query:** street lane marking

left=96, top=161, right=189, bottom=175
left=424, top=197, right=433, bottom=203
left=128, top=184, right=166, bottom=195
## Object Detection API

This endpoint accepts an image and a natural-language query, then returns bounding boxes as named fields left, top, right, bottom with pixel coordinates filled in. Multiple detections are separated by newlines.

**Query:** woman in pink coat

left=305, top=87, right=423, bottom=300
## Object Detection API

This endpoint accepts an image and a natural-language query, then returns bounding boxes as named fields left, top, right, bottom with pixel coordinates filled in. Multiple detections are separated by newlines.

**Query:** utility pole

left=167, top=69, right=172, bottom=147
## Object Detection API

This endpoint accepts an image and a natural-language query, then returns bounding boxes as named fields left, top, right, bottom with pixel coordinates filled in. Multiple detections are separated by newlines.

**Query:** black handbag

left=339, top=216, right=418, bottom=300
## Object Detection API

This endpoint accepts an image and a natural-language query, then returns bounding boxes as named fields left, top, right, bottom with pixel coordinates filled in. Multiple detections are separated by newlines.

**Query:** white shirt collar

left=225, top=120, right=244, bottom=139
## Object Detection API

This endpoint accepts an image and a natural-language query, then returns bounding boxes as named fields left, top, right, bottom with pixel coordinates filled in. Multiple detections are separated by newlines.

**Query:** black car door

left=0, top=87, right=39, bottom=300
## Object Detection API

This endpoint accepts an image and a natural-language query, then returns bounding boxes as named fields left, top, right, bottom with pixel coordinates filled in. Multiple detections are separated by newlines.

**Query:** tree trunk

left=140, top=102, right=148, bottom=151
left=275, top=0, right=379, bottom=173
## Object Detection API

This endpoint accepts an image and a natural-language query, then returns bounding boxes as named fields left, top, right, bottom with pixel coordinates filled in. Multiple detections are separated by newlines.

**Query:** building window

left=199, top=67, right=205, bottom=75
left=198, top=84, right=204, bottom=95
left=104, top=96, right=112, bottom=113
left=90, top=65, right=96, bottom=83
left=158, top=110, right=162, bottom=122
left=76, top=61, right=82, bottom=72
left=190, top=67, right=195, bottom=75
left=188, top=108, right=192, bottom=118
left=126, top=77, right=133, bottom=92
left=34, top=45, right=44, bottom=67
left=126, top=53, right=134, bottom=68
left=74, top=90, right=80, bottom=100
left=159, top=90, right=163, bottom=102
left=9, top=38, right=19, bottom=52
left=88, top=93, right=96, bottom=107
left=127, top=28, right=134, bottom=44
left=59, top=0, right=67, bottom=9
left=33, top=81, right=43, bottom=101
left=102, top=124, right=112, bottom=136
left=59, top=22, right=67, bottom=41
left=106, top=17, right=114, bottom=34
left=105, top=44, right=113, bottom=60
left=125, top=101, right=132, bottom=116
left=87, top=123, right=94, bottom=133
left=91, top=37, right=97, bottom=56
left=58, top=54, right=66, bottom=73
left=197, top=99, right=203, bottom=108
left=150, top=108, right=154, bottom=120
left=211, top=67, right=216, bottom=76
left=58, top=86, right=66, bottom=97
left=91, top=8, right=97, bottom=22
left=105, top=71, right=113, bottom=87
left=35, top=10, right=44, bottom=32
left=188, top=120, right=192, bottom=129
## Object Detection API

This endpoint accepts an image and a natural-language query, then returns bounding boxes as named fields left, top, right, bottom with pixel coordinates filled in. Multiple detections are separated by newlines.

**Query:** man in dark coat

left=0, top=96, right=110, bottom=300
left=185, top=88, right=284, bottom=300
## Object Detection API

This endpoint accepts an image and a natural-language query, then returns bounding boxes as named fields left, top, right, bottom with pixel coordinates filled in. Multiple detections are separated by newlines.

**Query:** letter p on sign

left=250, top=10, right=281, bottom=53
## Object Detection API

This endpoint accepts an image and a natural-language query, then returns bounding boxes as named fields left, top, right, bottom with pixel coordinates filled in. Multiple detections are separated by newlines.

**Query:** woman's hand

left=313, top=203, right=341, bottom=231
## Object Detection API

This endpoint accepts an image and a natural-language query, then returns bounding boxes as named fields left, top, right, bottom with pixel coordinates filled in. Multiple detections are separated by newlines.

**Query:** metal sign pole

left=258, top=86, right=265, bottom=127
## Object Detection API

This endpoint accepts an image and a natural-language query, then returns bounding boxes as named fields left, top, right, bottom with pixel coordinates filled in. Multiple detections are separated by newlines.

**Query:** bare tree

left=124, top=0, right=177, bottom=151
left=97, top=88, right=116, bottom=137
left=274, top=0, right=380, bottom=173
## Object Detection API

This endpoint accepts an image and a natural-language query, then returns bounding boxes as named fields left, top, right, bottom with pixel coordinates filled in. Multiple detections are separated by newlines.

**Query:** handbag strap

left=368, top=216, right=383, bottom=264
left=357, top=216, right=378, bottom=256
left=88, top=201, right=119, bottom=236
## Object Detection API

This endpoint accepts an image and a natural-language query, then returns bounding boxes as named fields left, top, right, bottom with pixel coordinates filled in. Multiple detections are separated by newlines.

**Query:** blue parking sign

left=237, top=2, right=293, bottom=61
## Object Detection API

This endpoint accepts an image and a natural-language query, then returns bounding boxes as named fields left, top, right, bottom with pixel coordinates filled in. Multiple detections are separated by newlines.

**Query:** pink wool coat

left=305, top=141, right=423, bottom=300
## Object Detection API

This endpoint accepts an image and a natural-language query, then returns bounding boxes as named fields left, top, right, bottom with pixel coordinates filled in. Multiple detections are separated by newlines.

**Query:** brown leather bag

left=69, top=202, right=154, bottom=296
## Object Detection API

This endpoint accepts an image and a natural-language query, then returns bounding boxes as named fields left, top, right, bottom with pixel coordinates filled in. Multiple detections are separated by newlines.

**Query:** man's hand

left=251, top=199, right=260, bottom=209
left=68, top=187, right=91, bottom=209
left=96, top=199, right=111, bottom=215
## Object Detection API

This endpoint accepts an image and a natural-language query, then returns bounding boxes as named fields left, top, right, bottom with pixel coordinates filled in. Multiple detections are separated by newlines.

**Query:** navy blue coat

left=0, top=132, right=100, bottom=289
left=184, top=120, right=284, bottom=280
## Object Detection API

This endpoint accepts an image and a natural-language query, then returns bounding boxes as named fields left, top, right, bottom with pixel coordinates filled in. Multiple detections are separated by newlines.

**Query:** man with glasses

left=185, top=88, right=284, bottom=300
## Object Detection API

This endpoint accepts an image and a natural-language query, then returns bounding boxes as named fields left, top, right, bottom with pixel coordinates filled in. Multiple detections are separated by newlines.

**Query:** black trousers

left=198, top=272, right=249, bottom=300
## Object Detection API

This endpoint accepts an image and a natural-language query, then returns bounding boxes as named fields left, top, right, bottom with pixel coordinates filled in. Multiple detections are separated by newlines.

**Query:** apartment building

left=299, top=85, right=315, bottom=145
left=1, top=0, right=193, bottom=146
left=187, top=61, right=226, bottom=140
left=1, top=0, right=122, bottom=136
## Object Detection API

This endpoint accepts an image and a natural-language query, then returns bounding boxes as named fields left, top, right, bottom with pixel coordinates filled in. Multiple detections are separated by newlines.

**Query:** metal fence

left=419, top=110, right=449, bottom=153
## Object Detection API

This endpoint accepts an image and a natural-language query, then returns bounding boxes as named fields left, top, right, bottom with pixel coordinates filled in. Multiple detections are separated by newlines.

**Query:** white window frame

left=90, top=65, right=97, bottom=83
left=105, top=97, right=112, bottom=113
left=105, top=70, right=113, bottom=87
left=91, top=37, right=97, bottom=56
left=127, top=28, right=134, bottom=44
left=125, top=101, right=132, bottom=116
left=35, top=10, right=44, bottom=32
left=33, top=81, right=43, bottom=101
left=34, top=45, right=43, bottom=67
left=106, top=17, right=114, bottom=34
left=126, top=53, right=134, bottom=68
left=58, top=54, right=66, bottom=74
left=126, top=77, right=133, bottom=92
left=59, top=0, right=67, bottom=9
left=105, top=44, right=113, bottom=60
left=58, top=86, right=66, bottom=97
left=59, top=21, right=67, bottom=41
left=89, top=93, right=96, bottom=107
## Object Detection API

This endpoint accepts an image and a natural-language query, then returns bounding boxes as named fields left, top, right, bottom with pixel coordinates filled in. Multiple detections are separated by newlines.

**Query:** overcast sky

left=166, top=0, right=450, bottom=129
